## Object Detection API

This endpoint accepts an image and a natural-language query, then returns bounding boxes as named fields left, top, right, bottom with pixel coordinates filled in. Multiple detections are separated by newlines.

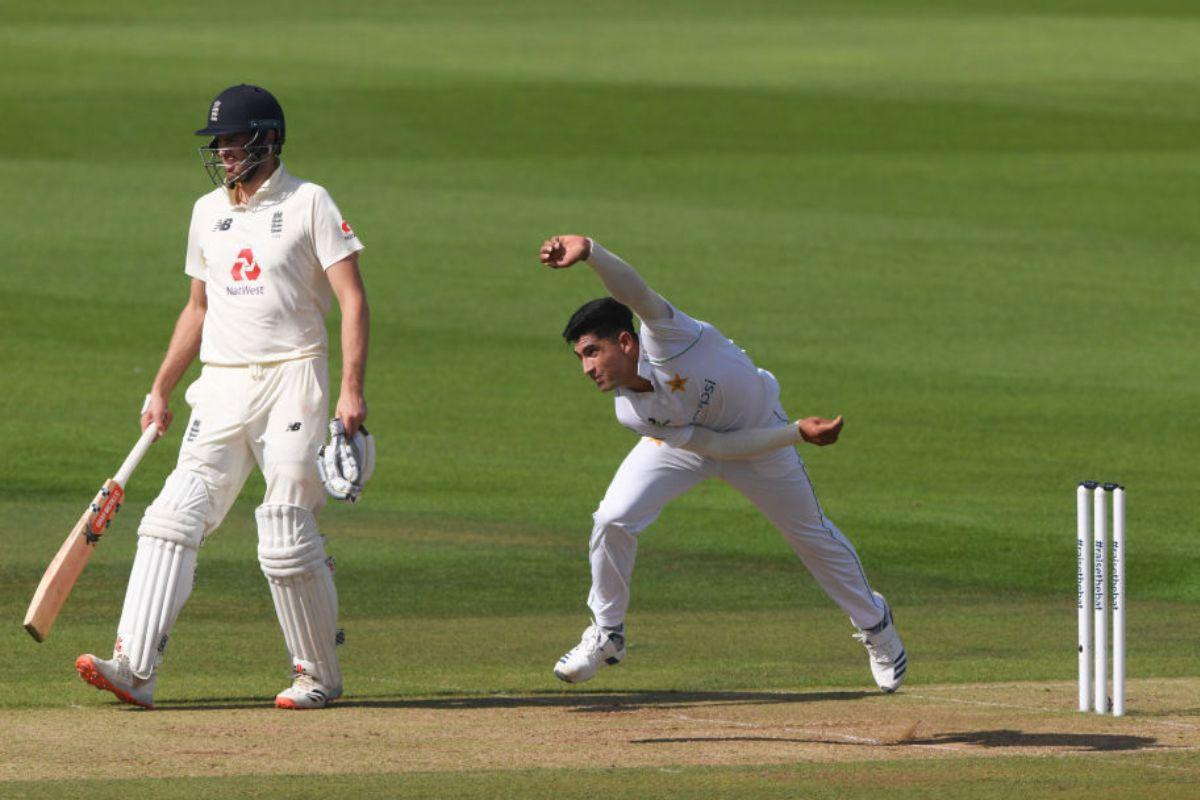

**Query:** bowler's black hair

left=562, top=297, right=637, bottom=343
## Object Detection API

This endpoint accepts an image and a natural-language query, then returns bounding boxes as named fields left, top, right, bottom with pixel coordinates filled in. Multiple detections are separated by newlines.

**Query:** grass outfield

left=1, top=0, right=1198, bottom=796
left=8, top=759, right=1197, bottom=800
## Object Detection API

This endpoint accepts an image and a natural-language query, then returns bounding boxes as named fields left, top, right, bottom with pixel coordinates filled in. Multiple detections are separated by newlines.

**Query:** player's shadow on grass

left=150, top=689, right=873, bottom=713
left=632, top=730, right=1159, bottom=752
left=634, top=735, right=847, bottom=745
left=903, top=730, right=1158, bottom=752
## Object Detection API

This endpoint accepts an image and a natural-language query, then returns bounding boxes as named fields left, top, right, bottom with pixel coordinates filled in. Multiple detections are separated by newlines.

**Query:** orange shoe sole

left=275, top=696, right=336, bottom=709
left=75, top=655, right=153, bottom=709
left=275, top=691, right=341, bottom=709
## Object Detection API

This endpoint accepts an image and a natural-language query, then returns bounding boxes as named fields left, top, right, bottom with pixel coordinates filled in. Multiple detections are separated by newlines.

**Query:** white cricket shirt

left=184, top=163, right=364, bottom=365
left=614, top=306, right=786, bottom=448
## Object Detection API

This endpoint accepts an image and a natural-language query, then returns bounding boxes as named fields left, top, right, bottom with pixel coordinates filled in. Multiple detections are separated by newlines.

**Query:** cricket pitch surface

left=3, top=679, right=1198, bottom=782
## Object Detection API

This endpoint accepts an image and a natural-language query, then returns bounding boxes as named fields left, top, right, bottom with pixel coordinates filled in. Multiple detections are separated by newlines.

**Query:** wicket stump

left=1076, top=480, right=1125, bottom=716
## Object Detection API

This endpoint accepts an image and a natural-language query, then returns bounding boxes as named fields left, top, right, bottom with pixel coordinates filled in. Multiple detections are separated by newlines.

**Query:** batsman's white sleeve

left=679, top=423, right=802, bottom=460
left=184, top=199, right=206, bottom=280
left=585, top=241, right=673, bottom=322
left=311, top=185, right=364, bottom=270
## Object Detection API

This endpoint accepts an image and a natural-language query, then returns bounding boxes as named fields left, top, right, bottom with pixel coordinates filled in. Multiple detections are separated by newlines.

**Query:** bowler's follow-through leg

left=721, top=456, right=907, bottom=693
left=555, top=439, right=708, bottom=683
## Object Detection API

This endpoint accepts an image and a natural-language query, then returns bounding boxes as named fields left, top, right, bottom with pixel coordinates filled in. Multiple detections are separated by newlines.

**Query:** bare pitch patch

left=2, top=679, right=1197, bottom=782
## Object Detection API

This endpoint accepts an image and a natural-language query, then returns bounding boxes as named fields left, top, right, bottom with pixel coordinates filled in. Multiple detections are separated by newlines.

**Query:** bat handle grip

left=114, top=423, right=158, bottom=486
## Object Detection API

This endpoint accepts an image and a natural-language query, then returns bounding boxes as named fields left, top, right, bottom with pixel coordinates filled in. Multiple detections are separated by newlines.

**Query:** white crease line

left=905, top=693, right=1059, bottom=713
left=909, top=744, right=971, bottom=752
left=1156, top=721, right=1200, bottom=731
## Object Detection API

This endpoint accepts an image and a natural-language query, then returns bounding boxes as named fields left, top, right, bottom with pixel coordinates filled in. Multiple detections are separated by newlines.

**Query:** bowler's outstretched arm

left=681, top=415, right=844, bottom=460
left=540, top=235, right=672, bottom=322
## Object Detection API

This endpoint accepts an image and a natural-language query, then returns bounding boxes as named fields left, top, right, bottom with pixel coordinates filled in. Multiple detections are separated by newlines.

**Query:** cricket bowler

left=540, top=234, right=906, bottom=692
left=75, top=84, right=370, bottom=709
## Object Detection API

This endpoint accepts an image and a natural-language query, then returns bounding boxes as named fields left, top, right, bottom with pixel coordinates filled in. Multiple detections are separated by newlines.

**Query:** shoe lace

left=292, top=673, right=319, bottom=690
left=853, top=628, right=900, bottom=664
left=112, top=653, right=135, bottom=680
left=571, top=623, right=623, bottom=657
left=575, top=624, right=605, bottom=652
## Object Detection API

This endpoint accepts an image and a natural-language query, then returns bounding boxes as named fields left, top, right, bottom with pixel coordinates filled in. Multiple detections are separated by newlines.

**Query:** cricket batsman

left=540, top=235, right=906, bottom=692
left=75, top=84, right=370, bottom=709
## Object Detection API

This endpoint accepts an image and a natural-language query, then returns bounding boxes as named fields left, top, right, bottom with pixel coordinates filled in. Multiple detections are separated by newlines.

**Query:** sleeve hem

left=321, top=242, right=365, bottom=271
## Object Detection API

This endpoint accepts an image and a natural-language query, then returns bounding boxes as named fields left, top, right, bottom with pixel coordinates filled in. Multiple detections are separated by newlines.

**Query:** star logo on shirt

left=666, top=373, right=689, bottom=393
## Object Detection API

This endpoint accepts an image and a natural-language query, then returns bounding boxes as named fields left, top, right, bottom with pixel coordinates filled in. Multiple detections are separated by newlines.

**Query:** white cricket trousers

left=587, top=437, right=885, bottom=630
left=179, top=356, right=329, bottom=532
left=112, top=356, right=333, bottom=679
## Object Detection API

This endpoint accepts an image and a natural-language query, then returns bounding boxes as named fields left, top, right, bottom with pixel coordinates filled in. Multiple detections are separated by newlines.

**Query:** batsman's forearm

left=338, top=294, right=369, bottom=394
left=586, top=241, right=673, bottom=322
left=680, top=423, right=802, bottom=460
left=150, top=305, right=204, bottom=398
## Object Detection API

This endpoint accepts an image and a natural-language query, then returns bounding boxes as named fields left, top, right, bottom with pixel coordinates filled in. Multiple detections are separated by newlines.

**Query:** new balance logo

left=286, top=422, right=301, bottom=432
left=212, top=217, right=232, bottom=232
left=186, top=419, right=201, bottom=442
left=271, top=211, right=283, bottom=237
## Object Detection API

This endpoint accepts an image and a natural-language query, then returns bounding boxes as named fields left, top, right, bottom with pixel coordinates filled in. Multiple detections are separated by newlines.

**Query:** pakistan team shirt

left=614, top=306, right=788, bottom=449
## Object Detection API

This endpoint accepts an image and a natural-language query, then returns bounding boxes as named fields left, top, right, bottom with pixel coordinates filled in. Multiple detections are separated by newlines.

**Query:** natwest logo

left=231, top=248, right=262, bottom=281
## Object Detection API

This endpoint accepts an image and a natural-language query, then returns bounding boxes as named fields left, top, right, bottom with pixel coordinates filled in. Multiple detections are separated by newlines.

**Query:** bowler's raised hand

left=540, top=235, right=592, bottom=269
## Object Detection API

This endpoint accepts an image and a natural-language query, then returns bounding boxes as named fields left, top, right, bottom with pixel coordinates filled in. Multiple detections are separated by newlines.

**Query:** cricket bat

left=23, top=423, right=159, bottom=642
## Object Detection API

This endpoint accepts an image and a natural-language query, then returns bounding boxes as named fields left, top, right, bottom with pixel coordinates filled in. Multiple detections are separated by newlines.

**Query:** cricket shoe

left=853, top=592, right=907, bottom=693
left=276, top=672, right=342, bottom=709
left=554, top=622, right=626, bottom=683
left=75, top=654, right=156, bottom=709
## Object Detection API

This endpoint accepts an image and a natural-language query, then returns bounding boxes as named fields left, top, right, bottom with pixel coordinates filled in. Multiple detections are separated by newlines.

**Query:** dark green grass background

left=1, top=0, right=1196, bottom=754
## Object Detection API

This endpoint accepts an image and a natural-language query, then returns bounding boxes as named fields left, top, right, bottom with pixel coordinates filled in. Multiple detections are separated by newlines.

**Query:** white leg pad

left=256, top=504, right=342, bottom=691
left=117, top=469, right=207, bottom=679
